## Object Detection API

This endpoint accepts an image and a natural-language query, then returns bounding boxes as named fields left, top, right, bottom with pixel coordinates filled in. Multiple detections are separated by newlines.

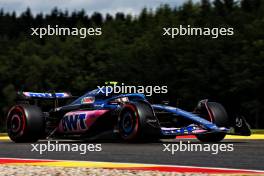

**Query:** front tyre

left=6, top=105, right=45, bottom=143
left=118, top=101, right=160, bottom=142
left=196, top=102, right=229, bottom=142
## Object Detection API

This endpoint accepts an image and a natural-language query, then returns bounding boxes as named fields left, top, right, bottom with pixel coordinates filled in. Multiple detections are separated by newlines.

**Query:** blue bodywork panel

left=152, top=104, right=229, bottom=135
left=152, top=105, right=219, bottom=130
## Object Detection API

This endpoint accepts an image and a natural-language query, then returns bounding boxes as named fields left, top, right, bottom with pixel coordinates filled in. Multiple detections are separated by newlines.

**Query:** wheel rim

left=122, top=111, right=134, bottom=134
left=119, top=105, right=139, bottom=140
left=7, top=106, right=26, bottom=137
left=10, top=114, right=21, bottom=133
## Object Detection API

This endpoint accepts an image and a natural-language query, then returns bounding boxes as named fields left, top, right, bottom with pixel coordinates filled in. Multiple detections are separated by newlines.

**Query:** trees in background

left=0, top=0, right=263, bottom=130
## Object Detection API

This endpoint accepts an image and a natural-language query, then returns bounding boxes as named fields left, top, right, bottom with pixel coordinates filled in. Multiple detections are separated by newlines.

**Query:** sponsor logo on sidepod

left=62, top=113, right=87, bottom=132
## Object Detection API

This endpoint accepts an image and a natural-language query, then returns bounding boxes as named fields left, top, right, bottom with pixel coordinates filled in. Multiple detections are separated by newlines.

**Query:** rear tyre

left=196, top=102, right=229, bottom=142
left=6, top=105, right=45, bottom=143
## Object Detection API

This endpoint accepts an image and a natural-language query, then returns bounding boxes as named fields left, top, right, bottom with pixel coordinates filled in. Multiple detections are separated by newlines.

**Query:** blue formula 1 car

left=6, top=88, right=251, bottom=143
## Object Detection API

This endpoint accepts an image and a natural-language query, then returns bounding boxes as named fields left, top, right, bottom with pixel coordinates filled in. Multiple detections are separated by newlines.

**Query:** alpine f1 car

left=6, top=88, right=251, bottom=143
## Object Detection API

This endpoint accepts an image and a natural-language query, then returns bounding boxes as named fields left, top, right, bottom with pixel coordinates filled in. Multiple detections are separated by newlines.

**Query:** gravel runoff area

left=0, top=165, right=210, bottom=176
left=0, top=165, right=262, bottom=176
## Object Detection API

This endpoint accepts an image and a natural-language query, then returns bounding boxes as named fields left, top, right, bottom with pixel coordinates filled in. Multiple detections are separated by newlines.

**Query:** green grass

left=251, top=129, right=264, bottom=134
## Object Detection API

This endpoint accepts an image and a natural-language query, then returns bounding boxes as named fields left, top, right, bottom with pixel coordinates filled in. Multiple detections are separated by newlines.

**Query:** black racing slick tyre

left=118, top=101, right=160, bottom=142
left=196, top=102, right=229, bottom=142
left=6, top=104, right=45, bottom=143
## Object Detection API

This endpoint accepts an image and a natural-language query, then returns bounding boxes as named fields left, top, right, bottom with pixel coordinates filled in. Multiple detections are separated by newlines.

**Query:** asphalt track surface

left=0, top=137, right=263, bottom=171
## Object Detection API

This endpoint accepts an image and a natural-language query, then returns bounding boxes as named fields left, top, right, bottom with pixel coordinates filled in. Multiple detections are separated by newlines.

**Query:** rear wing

left=17, top=91, right=73, bottom=100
